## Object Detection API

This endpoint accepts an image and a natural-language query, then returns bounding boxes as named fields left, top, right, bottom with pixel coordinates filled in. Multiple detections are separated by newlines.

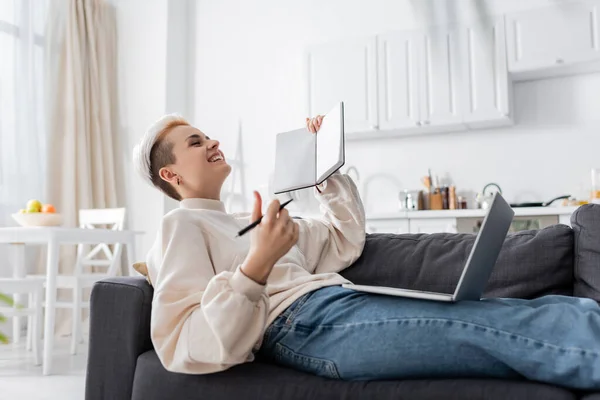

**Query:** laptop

left=343, top=192, right=515, bottom=302
left=273, top=102, right=344, bottom=194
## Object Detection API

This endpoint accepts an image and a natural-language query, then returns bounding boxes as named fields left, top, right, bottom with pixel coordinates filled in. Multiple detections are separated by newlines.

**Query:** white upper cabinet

left=377, top=27, right=465, bottom=133
left=461, top=17, right=511, bottom=127
left=377, top=31, right=421, bottom=131
left=306, top=18, right=514, bottom=139
left=306, top=37, right=378, bottom=133
left=420, top=26, right=464, bottom=128
left=506, top=0, right=600, bottom=74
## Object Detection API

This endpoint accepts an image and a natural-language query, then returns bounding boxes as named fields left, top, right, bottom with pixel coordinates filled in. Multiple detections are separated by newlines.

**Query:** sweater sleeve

left=294, top=171, right=366, bottom=274
left=148, top=210, right=269, bottom=374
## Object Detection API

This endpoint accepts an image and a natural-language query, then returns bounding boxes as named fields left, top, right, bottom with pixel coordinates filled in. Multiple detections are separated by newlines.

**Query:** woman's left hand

left=306, top=115, right=324, bottom=134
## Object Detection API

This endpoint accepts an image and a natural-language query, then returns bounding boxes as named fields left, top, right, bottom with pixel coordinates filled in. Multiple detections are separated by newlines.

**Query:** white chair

left=70, top=208, right=126, bottom=354
left=0, top=279, right=43, bottom=365
left=29, top=208, right=126, bottom=355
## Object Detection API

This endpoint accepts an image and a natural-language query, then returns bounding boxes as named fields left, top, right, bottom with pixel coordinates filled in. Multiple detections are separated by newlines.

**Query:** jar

left=591, top=168, right=600, bottom=204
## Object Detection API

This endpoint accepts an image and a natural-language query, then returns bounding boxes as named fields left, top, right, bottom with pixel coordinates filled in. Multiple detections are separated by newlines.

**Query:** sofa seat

left=131, top=350, right=578, bottom=400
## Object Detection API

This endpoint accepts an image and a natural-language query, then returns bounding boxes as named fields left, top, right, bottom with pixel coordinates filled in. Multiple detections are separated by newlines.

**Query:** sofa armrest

left=85, top=277, right=153, bottom=400
left=572, top=203, right=600, bottom=302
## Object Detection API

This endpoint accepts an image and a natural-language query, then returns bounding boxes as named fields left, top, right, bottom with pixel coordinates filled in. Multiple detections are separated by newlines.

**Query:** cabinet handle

left=556, top=58, right=564, bottom=64
left=416, top=121, right=422, bottom=126
left=370, top=125, right=379, bottom=130
left=423, top=120, right=430, bottom=125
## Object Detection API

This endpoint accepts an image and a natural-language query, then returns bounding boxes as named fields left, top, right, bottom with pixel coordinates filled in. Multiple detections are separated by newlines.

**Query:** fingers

left=283, top=218, right=297, bottom=243
left=264, top=199, right=281, bottom=225
left=307, top=118, right=316, bottom=133
left=278, top=207, right=289, bottom=222
left=251, top=191, right=262, bottom=221
left=292, top=220, right=299, bottom=242
left=277, top=208, right=291, bottom=232
left=306, top=115, right=324, bottom=134
left=316, top=115, right=323, bottom=129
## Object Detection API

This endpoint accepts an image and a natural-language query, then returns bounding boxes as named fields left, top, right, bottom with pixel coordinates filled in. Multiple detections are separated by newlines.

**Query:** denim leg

left=260, top=286, right=600, bottom=390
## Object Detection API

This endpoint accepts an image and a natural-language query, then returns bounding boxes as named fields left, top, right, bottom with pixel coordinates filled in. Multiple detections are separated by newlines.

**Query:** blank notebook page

left=316, top=102, right=343, bottom=183
left=273, top=128, right=316, bottom=193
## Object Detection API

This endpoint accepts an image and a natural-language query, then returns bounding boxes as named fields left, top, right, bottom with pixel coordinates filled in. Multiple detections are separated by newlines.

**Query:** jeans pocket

left=274, top=342, right=341, bottom=380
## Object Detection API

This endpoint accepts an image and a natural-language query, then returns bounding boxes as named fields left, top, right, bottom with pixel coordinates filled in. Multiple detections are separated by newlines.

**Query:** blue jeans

left=258, top=285, right=600, bottom=390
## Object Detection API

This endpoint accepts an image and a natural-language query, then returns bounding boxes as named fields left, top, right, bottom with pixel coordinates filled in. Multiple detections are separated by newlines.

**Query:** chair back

left=76, top=208, right=126, bottom=277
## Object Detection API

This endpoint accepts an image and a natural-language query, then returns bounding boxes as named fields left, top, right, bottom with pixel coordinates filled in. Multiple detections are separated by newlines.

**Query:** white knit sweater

left=146, top=171, right=366, bottom=374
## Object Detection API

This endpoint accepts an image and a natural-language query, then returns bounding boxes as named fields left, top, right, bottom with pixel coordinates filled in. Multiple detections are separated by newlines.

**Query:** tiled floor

left=0, top=337, right=87, bottom=400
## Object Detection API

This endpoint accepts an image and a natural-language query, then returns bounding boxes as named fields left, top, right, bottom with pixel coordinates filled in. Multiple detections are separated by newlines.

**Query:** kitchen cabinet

left=307, top=18, right=512, bottom=139
left=306, top=37, right=378, bottom=134
left=377, top=30, right=421, bottom=131
left=374, top=19, right=510, bottom=137
left=409, top=218, right=458, bottom=234
left=506, top=0, right=600, bottom=77
left=366, top=219, right=410, bottom=235
left=377, top=27, right=464, bottom=134
left=365, top=207, right=578, bottom=235
left=461, top=17, right=512, bottom=128
left=420, top=25, right=465, bottom=129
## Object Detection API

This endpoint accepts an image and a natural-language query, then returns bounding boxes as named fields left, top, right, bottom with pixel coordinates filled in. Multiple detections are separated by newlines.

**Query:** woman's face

left=160, top=124, right=232, bottom=199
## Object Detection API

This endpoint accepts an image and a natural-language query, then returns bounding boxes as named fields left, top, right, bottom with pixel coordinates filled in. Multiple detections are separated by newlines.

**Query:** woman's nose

left=208, top=139, right=220, bottom=149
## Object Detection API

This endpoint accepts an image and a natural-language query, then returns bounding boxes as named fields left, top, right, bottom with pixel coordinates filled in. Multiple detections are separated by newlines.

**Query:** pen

left=236, top=198, right=294, bottom=237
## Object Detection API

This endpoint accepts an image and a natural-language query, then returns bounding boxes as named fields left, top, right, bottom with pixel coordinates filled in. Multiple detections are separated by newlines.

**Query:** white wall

left=110, top=0, right=169, bottom=259
left=192, top=0, right=599, bottom=215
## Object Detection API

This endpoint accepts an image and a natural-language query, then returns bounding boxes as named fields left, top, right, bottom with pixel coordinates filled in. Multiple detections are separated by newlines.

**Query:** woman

left=133, top=114, right=600, bottom=389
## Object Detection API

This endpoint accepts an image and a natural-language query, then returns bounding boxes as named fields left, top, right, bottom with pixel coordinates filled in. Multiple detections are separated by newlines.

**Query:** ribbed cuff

left=315, top=180, right=327, bottom=194
left=230, top=268, right=265, bottom=302
left=315, top=170, right=343, bottom=195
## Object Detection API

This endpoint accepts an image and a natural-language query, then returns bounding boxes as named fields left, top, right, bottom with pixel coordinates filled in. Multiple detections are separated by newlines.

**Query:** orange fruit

left=42, top=204, right=56, bottom=213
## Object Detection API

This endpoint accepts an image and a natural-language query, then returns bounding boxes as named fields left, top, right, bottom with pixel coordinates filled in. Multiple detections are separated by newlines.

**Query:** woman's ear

left=159, top=167, right=177, bottom=185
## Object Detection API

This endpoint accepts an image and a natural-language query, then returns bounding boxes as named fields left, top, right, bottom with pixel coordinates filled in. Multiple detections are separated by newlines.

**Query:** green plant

left=0, top=293, right=13, bottom=344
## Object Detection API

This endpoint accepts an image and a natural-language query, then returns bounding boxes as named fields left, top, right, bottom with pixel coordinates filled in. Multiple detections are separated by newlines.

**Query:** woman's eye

left=191, top=142, right=201, bottom=146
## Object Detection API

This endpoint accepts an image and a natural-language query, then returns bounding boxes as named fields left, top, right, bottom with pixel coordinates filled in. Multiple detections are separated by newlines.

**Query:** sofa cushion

left=340, top=225, right=574, bottom=299
left=571, top=204, right=600, bottom=302
left=581, top=394, right=600, bottom=400
left=131, top=350, right=576, bottom=400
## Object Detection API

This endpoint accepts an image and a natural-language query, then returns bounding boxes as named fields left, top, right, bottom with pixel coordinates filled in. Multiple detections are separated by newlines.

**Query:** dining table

left=0, top=226, right=142, bottom=375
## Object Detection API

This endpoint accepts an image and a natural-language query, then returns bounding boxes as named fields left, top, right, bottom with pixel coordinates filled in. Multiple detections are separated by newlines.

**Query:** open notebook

left=273, top=102, right=345, bottom=194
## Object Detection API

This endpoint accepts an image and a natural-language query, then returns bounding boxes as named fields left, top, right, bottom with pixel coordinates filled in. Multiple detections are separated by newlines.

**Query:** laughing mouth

left=208, top=154, right=224, bottom=163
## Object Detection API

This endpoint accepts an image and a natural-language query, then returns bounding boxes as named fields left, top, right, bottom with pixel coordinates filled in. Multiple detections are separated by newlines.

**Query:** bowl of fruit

left=11, top=200, right=62, bottom=227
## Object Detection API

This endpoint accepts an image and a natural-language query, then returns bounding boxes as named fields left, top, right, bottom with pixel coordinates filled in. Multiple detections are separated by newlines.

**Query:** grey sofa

left=85, top=204, right=600, bottom=400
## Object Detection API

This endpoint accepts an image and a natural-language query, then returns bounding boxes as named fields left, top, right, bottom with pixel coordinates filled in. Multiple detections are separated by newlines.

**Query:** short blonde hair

left=132, top=114, right=190, bottom=200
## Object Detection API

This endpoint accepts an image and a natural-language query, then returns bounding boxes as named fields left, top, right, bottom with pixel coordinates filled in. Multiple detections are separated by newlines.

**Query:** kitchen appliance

left=475, top=183, right=502, bottom=210
left=509, top=195, right=571, bottom=208
left=399, top=190, right=424, bottom=210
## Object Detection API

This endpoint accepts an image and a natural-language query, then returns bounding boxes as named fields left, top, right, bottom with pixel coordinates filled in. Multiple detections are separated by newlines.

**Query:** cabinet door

left=377, top=31, right=422, bottom=131
left=307, top=37, right=378, bottom=133
left=462, top=17, right=511, bottom=127
left=506, top=1, right=600, bottom=73
left=420, top=26, right=464, bottom=128
left=366, top=219, right=410, bottom=234
left=409, top=218, right=458, bottom=234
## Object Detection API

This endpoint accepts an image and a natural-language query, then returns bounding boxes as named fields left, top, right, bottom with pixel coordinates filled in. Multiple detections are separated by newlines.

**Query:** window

left=0, top=0, right=48, bottom=220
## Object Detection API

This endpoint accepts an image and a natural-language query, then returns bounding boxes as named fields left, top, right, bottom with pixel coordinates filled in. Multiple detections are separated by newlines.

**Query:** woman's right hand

left=241, top=191, right=299, bottom=284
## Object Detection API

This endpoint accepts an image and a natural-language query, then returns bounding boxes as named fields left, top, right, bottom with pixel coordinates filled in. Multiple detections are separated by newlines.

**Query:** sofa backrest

left=340, top=224, right=574, bottom=299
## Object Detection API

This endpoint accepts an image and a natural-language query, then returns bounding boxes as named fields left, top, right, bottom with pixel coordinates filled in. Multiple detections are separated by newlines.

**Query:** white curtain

left=0, top=0, right=49, bottom=226
left=46, top=0, right=121, bottom=226
left=0, top=0, right=49, bottom=281
left=45, top=0, right=122, bottom=334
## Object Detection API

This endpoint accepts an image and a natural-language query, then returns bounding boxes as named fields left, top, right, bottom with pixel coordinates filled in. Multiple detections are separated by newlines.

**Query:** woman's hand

left=306, top=115, right=324, bottom=134
left=241, top=191, right=299, bottom=284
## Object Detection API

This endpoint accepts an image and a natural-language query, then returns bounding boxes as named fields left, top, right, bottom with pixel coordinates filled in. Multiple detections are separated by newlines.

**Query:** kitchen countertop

left=367, top=206, right=580, bottom=220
